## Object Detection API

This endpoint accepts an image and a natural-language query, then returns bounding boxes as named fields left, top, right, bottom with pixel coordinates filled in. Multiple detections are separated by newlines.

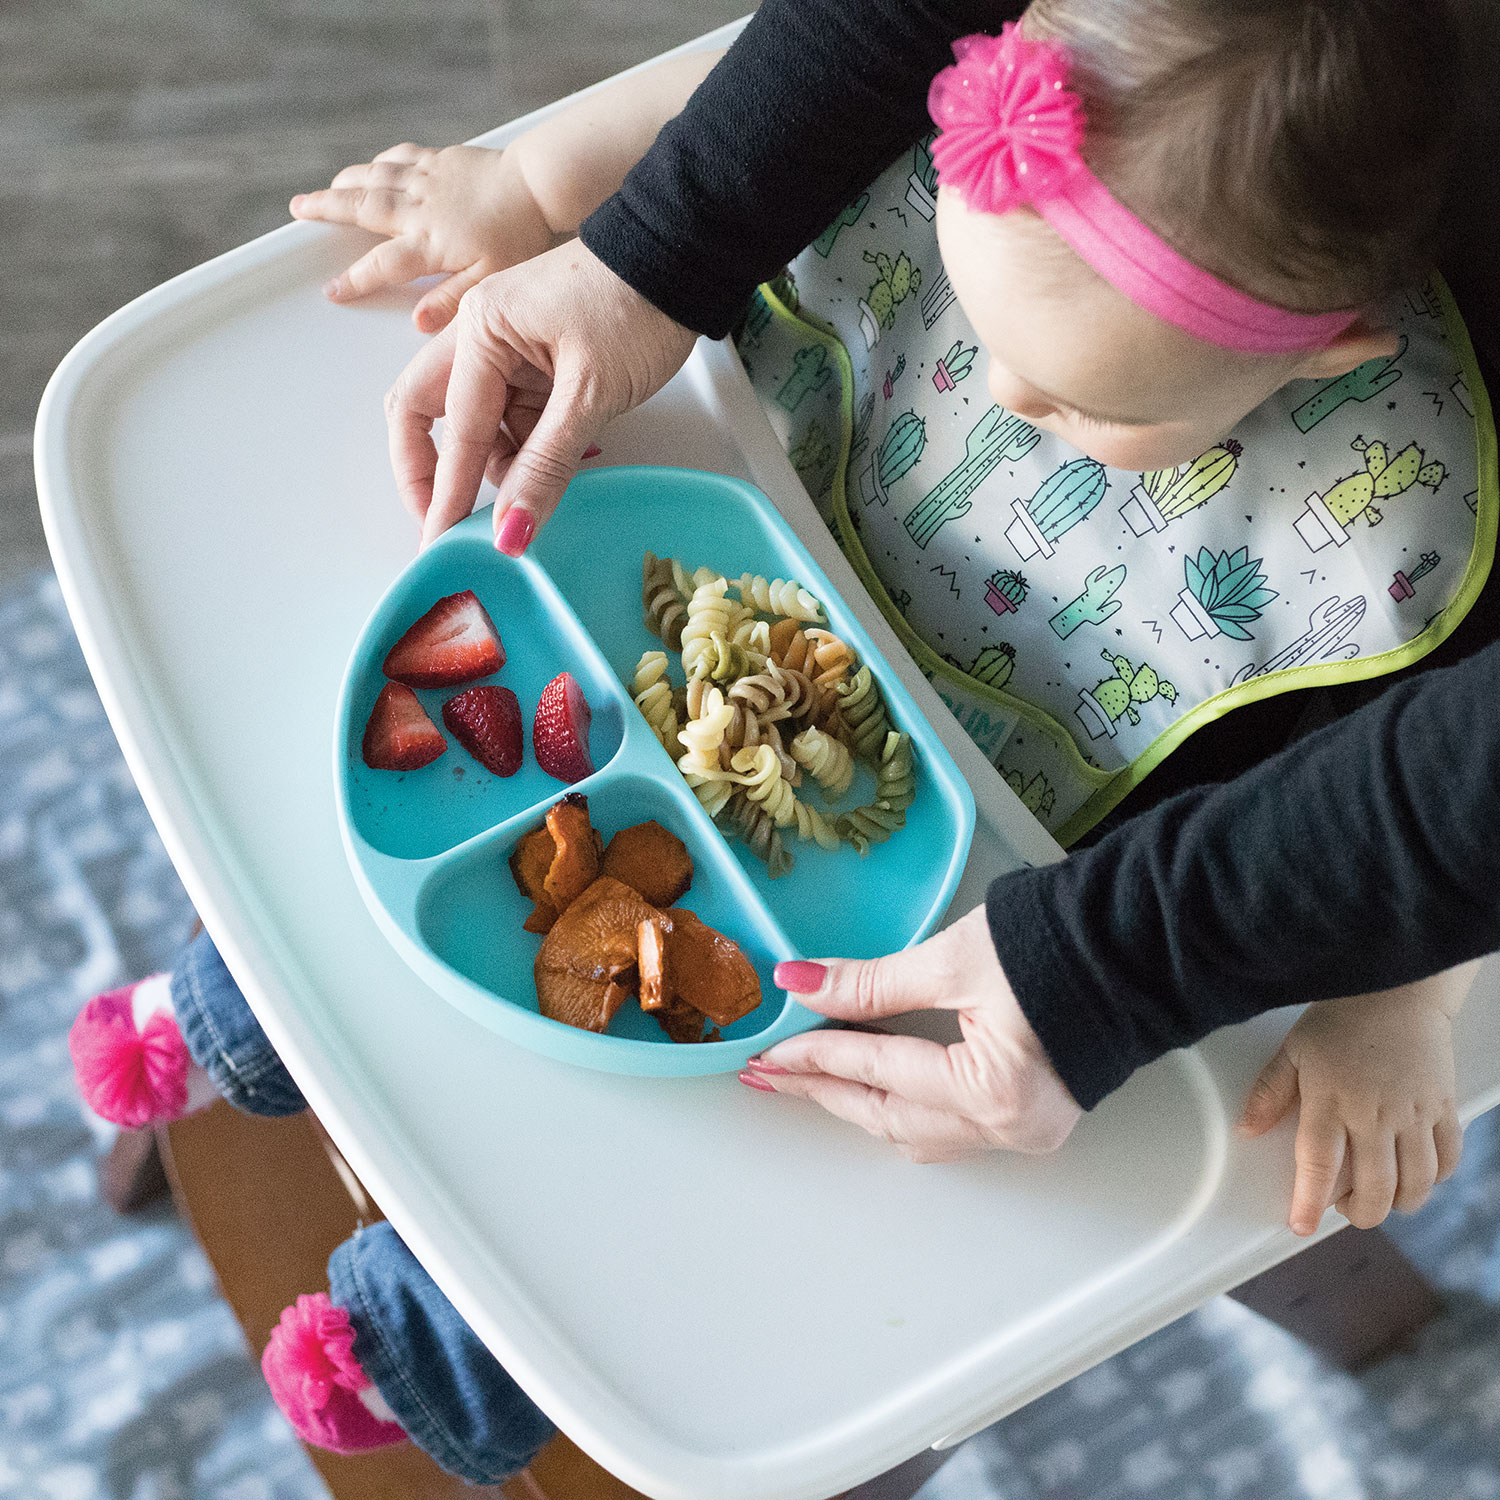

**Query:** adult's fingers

left=772, top=929, right=973, bottom=1025
left=327, top=237, right=432, bottom=303
left=1339, top=1128, right=1398, bottom=1230
left=1236, top=1046, right=1298, bottom=1138
left=754, top=1069, right=996, bottom=1163
left=1288, top=1105, right=1346, bottom=1236
left=1435, top=1111, right=1464, bottom=1182
left=1393, top=1126, right=1439, bottom=1215
left=753, top=1029, right=969, bottom=1116
left=385, top=323, right=459, bottom=525
left=422, top=322, right=514, bottom=547
left=414, top=264, right=489, bottom=335
left=488, top=359, right=605, bottom=551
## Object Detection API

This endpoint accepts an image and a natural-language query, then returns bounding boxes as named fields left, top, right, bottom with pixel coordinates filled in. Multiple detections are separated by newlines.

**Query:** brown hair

left=1024, top=0, right=1496, bottom=311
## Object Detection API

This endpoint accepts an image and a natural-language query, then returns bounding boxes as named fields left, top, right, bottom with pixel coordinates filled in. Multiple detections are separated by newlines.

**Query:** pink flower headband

left=927, top=26, right=1360, bottom=355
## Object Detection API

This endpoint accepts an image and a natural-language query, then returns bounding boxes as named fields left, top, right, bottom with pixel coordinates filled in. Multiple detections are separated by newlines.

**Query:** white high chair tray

left=34, top=22, right=1500, bottom=1500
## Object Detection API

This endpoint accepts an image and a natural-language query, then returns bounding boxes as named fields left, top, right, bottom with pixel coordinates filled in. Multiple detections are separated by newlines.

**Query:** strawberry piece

left=533, top=672, right=594, bottom=783
left=383, top=590, right=504, bottom=688
left=362, top=683, right=446, bottom=771
left=442, top=685, right=523, bottom=777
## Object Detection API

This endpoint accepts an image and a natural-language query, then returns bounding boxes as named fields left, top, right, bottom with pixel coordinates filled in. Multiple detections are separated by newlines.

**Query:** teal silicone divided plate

left=334, top=466, right=976, bottom=1076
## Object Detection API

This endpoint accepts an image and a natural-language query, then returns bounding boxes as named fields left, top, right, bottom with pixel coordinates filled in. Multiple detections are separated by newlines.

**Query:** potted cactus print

left=908, top=133, right=940, bottom=220
left=985, top=569, right=1028, bottom=616
left=1231, top=594, right=1366, bottom=685
left=1005, top=457, right=1108, bottom=561
left=859, top=409, right=927, bottom=506
left=1120, top=440, right=1242, bottom=536
left=1171, top=547, right=1278, bottom=642
left=1076, top=650, right=1178, bottom=740
left=967, top=643, right=1017, bottom=689
left=1389, top=551, right=1441, bottom=601
left=857, top=250, right=922, bottom=348
left=812, top=192, right=869, bottom=257
left=905, top=407, right=1041, bottom=547
left=789, top=422, right=834, bottom=502
left=1050, top=564, right=1126, bottom=639
left=1000, top=766, right=1056, bottom=819
left=1295, top=435, right=1447, bottom=552
left=933, top=340, right=977, bottom=393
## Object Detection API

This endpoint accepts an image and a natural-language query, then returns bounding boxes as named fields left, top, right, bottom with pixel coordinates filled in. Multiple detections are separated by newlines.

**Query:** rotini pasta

left=723, top=791, right=795, bottom=878
left=737, top=572, right=825, bottom=622
left=790, top=797, right=841, bottom=850
left=836, top=732, right=917, bottom=854
left=730, top=744, right=797, bottom=827
left=727, top=662, right=814, bottom=723
left=680, top=576, right=733, bottom=679
left=789, top=726, right=855, bottom=800
left=836, top=666, right=893, bottom=763
left=642, top=552, right=689, bottom=650
left=677, top=684, right=735, bottom=779
left=631, top=649, right=680, bottom=756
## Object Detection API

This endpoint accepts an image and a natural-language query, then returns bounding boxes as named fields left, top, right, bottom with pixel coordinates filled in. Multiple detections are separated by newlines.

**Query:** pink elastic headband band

left=927, top=27, right=1361, bottom=355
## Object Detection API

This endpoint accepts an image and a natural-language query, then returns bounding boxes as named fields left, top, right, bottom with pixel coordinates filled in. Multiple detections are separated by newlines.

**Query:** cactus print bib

left=736, top=141, right=1496, bottom=843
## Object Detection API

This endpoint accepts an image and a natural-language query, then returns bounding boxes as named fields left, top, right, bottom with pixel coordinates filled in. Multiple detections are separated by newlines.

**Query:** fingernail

left=290, top=195, right=306, bottom=211
left=746, top=1057, right=789, bottom=1075
left=496, top=507, right=534, bottom=556
left=323, top=278, right=344, bottom=300
left=581, top=444, right=602, bottom=459
left=738, top=1070, right=776, bottom=1093
left=774, top=960, right=827, bottom=994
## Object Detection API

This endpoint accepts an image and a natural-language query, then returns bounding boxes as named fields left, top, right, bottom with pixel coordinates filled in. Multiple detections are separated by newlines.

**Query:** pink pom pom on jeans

left=69, top=984, right=191, bottom=1129
left=262, top=1293, right=407, bottom=1454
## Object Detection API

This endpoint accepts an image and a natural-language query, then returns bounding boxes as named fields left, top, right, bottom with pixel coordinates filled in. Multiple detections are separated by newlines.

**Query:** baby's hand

left=1237, top=968, right=1474, bottom=1236
left=290, top=144, right=555, bottom=333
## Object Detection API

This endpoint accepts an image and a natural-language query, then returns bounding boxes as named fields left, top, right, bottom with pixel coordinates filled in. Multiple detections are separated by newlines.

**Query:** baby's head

left=933, top=0, right=1488, bottom=469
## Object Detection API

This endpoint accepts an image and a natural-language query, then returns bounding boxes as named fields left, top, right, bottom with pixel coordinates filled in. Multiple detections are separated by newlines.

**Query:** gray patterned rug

left=6, top=562, right=1500, bottom=1500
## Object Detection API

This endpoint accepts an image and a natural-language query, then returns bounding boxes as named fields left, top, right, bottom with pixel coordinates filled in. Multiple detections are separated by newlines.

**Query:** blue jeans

left=171, top=931, right=555, bottom=1484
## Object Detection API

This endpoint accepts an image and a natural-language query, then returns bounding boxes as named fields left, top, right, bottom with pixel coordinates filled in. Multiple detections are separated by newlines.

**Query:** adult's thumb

left=775, top=930, right=968, bottom=1023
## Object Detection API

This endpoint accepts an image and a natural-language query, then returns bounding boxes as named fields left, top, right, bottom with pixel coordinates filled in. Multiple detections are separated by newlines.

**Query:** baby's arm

left=1237, top=960, right=1480, bottom=1235
left=289, top=48, right=724, bottom=332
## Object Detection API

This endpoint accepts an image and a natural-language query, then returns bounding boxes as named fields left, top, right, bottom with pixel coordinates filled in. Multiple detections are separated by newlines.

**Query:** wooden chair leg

left=1227, top=1226, right=1441, bottom=1370
left=98, top=1126, right=171, bottom=1212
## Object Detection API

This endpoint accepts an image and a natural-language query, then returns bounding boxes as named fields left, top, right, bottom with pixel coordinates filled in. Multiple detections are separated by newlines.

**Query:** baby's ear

left=1293, top=320, right=1401, bottom=381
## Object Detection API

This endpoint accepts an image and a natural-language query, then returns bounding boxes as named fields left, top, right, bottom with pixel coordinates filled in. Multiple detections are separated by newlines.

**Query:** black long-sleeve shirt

left=581, top=0, right=1500, bottom=1108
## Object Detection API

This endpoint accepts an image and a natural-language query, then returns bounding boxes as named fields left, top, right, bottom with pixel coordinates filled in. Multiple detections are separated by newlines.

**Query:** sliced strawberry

left=533, top=672, right=594, bottom=783
left=443, top=685, right=523, bottom=777
left=383, top=590, right=504, bottom=688
left=362, top=683, right=446, bottom=771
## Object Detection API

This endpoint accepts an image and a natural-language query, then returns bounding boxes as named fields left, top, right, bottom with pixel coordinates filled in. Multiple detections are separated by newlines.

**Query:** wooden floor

left=3, top=0, right=749, bottom=584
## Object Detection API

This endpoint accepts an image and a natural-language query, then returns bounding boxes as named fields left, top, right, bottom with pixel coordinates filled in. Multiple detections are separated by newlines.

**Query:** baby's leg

left=263, top=1221, right=555, bottom=1477
left=70, top=929, right=305, bottom=1127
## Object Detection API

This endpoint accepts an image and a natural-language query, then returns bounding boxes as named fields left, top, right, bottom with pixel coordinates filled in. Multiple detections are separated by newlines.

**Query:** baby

left=71, top=0, right=1491, bottom=1477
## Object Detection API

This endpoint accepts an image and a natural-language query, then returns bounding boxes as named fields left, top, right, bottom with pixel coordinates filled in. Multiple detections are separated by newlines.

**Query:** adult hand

left=384, top=240, right=698, bottom=550
left=744, top=907, right=1083, bottom=1162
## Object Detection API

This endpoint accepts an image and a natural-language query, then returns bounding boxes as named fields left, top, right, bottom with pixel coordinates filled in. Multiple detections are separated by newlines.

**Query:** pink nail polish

left=581, top=444, right=602, bottom=459
left=774, top=960, right=827, bottom=994
left=746, top=1057, right=789, bottom=1075
left=738, top=1070, right=776, bottom=1093
left=496, top=507, right=534, bottom=557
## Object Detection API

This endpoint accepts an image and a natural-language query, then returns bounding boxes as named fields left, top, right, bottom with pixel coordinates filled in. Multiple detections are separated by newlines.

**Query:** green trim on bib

left=755, top=274, right=1498, bottom=847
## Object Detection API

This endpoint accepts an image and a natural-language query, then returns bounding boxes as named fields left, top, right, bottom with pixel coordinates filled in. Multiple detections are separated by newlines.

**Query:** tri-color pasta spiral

left=737, top=572, right=825, bottom=622
left=789, top=726, right=855, bottom=800
left=681, top=577, right=733, bottom=679
left=631, top=649, right=680, bottom=756
left=836, top=732, right=917, bottom=854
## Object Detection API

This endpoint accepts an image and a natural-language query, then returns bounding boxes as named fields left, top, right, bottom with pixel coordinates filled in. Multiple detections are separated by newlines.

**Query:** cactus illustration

left=1389, top=551, right=1441, bottom=601
left=908, top=132, right=940, bottom=219
left=813, top=193, right=869, bottom=257
left=1000, top=766, right=1056, bottom=819
left=789, top=422, right=834, bottom=500
left=1230, top=595, right=1366, bottom=684
left=1295, top=435, right=1447, bottom=551
left=984, top=569, right=1029, bottom=617
left=740, top=288, right=773, bottom=345
left=860, top=410, right=927, bottom=506
left=767, top=267, right=798, bottom=313
left=776, top=344, right=833, bottom=413
left=882, top=355, right=907, bottom=400
left=857, top=250, right=922, bottom=346
left=933, top=340, right=978, bottom=393
left=1120, top=440, right=1242, bottom=536
left=1077, top=650, right=1177, bottom=739
left=967, top=643, right=1017, bottom=689
left=1050, top=563, right=1126, bottom=638
left=1452, top=374, right=1475, bottom=417
left=904, top=407, right=1042, bottom=548
left=1291, top=337, right=1406, bottom=432
left=1006, top=457, right=1109, bottom=560
left=1171, top=547, right=1277, bottom=641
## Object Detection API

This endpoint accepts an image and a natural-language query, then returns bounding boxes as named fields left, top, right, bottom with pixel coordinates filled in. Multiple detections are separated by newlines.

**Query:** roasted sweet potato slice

left=543, top=794, right=600, bottom=911
left=509, top=823, right=555, bottom=904
left=654, top=994, right=709, bottom=1044
left=522, top=899, right=559, bottom=935
left=638, top=915, right=669, bottom=1011
left=659, top=908, right=761, bottom=1026
left=601, top=821, right=694, bottom=908
left=535, top=876, right=657, bottom=1033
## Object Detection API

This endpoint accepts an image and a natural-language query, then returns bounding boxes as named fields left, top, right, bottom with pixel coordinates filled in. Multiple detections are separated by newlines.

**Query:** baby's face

left=935, top=188, right=1384, bottom=472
